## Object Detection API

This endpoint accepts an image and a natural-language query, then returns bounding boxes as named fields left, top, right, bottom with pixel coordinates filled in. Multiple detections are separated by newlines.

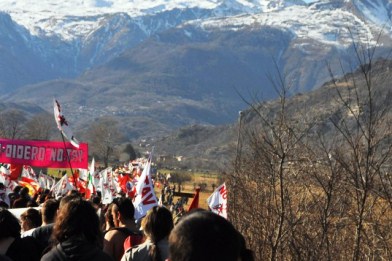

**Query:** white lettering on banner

left=31, top=146, right=38, bottom=159
left=5, top=144, right=46, bottom=161
left=2, top=144, right=83, bottom=162
left=66, top=149, right=83, bottom=162
left=24, top=146, right=31, bottom=159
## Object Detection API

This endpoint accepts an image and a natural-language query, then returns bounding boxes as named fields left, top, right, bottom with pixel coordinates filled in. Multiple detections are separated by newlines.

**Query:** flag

left=85, top=172, right=94, bottom=199
left=78, top=169, right=89, bottom=181
left=0, top=165, right=11, bottom=185
left=101, top=177, right=113, bottom=204
left=52, top=174, right=74, bottom=199
left=133, top=158, right=158, bottom=220
left=187, top=188, right=200, bottom=212
left=53, top=98, right=80, bottom=148
left=1, top=163, right=22, bottom=181
left=100, top=168, right=115, bottom=204
left=207, top=183, right=228, bottom=219
left=93, top=168, right=103, bottom=191
left=85, top=158, right=95, bottom=199
left=38, top=174, right=47, bottom=189
left=20, top=165, right=40, bottom=193
left=9, top=164, right=23, bottom=180
left=38, top=172, right=55, bottom=190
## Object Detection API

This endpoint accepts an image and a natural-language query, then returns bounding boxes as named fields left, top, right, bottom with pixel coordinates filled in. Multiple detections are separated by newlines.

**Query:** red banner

left=0, top=139, right=88, bottom=169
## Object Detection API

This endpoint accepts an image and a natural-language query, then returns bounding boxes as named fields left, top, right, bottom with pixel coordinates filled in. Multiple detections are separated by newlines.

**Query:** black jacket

left=41, top=237, right=113, bottom=261
left=6, top=236, right=42, bottom=261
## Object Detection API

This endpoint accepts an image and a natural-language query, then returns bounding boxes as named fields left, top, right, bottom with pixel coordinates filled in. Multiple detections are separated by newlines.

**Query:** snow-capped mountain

left=0, top=0, right=392, bottom=139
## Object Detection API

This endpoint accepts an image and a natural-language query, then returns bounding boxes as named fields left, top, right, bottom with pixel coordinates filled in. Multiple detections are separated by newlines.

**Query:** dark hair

left=104, top=203, right=115, bottom=230
left=0, top=208, right=21, bottom=239
left=20, top=187, right=29, bottom=197
left=42, top=199, right=59, bottom=224
left=59, top=194, right=80, bottom=208
left=13, top=186, right=22, bottom=194
left=20, top=208, right=42, bottom=229
left=92, top=195, right=101, bottom=206
left=52, top=197, right=101, bottom=246
left=168, top=211, right=244, bottom=261
left=113, top=197, right=134, bottom=220
left=142, top=206, right=173, bottom=261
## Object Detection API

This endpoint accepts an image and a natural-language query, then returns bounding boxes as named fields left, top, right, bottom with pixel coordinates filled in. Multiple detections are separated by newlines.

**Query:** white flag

left=100, top=168, right=115, bottom=204
left=207, top=183, right=228, bottom=219
left=52, top=174, right=74, bottom=199
left=53, top=99, right=80, bottom=148
left=133, top=159, right=158, bottom=220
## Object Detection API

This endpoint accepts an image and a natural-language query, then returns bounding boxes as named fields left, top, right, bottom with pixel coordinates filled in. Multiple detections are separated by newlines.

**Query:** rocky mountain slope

left=0, top=0, right=391, bottom=142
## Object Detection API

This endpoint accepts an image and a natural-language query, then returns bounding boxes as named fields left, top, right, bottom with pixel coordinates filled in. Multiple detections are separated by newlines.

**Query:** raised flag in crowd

left=52, top=173, right=74, bottom=199
left=133, top=156, right=158, bottom=220
left=187, top=188, right=200, bottom=212
left=19, top=165, right=40, bottom=194
left=100, top=167, right=116, bottom=204
left=53, top=98, right=80, bottom=148
left=207, top=182, right=228, bottom=219
left=85, top=157, right=95, bottom=199
left=38, top=171, right=55, bottom=191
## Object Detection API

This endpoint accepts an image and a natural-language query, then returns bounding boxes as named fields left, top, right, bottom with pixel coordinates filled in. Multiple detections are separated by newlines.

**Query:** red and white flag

left=20, top=165, right=40, bottom=193
left=1, top=164, right=23, bottom=181
left=100, top=168, right=115, bottom=204
left=0, top=165, right=11, bottom=185
left=207, top=183, right=228, bottom=219
left=53, top=99, right=80, bottom=148
left=52, top=174, right=74, bottom=199
left=133, top=158, right=158, bottom=220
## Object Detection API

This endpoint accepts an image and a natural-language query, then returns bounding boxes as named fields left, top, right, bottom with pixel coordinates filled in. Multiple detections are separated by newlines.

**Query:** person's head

left=142, top=206, right=173, bottom=241
left=0, top=208, right=21, bottom=239
left=59, top=193, right=80, bottom=208
left=12, top=186, right=22, bottom=195
left=112, top=197, right=135, bottom=226
left=168, top=211, right=246, bottom=261
left=105, top=203, right=116, bottom=229
left=92, top=195, right=101, bottom=207
left=142, top=206, right=174, bottom=261
left=20, top=208, right=42, bottom=232
left=52, top=197, right=101, bottom=245
left=19, top=187, right=29, bottom=198
left=41, top=199, right=59, bottom=224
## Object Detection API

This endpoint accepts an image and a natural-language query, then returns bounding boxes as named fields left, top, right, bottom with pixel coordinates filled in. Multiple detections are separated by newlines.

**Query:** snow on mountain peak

left=0, top=0, right=390, bottom=45
left=0, top=1, right=306, bottom=34
left=190, top=3, right=378, bottom=47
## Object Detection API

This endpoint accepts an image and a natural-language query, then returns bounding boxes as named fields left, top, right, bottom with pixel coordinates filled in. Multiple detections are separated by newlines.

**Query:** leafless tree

left=24, top=112, right=55, bottom=140
left=0, top=109, right=27, bottom=139
left=228, top=61, right=314, bottom=260
left=228, top=30, right=392, bottom=260
left=85, top=116, right=123, bottom=167
left=326, top=33, right=392, bottom=260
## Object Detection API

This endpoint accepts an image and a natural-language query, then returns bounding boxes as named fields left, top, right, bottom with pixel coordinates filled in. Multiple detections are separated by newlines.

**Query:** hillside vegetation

left=224, top=55, right=392, bottom=260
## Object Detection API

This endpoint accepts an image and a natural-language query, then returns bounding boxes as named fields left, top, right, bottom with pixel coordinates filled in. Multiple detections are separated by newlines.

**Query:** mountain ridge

left=1, top=0, right=392, bottom=143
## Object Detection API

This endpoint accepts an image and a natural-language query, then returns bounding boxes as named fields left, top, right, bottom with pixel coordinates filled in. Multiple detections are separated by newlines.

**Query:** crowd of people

left=0, top=184, right=253, bottom=261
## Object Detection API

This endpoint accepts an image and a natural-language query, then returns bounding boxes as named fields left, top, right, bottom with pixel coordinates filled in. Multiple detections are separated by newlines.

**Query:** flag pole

left=60, top=132, right=77, bottom=188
